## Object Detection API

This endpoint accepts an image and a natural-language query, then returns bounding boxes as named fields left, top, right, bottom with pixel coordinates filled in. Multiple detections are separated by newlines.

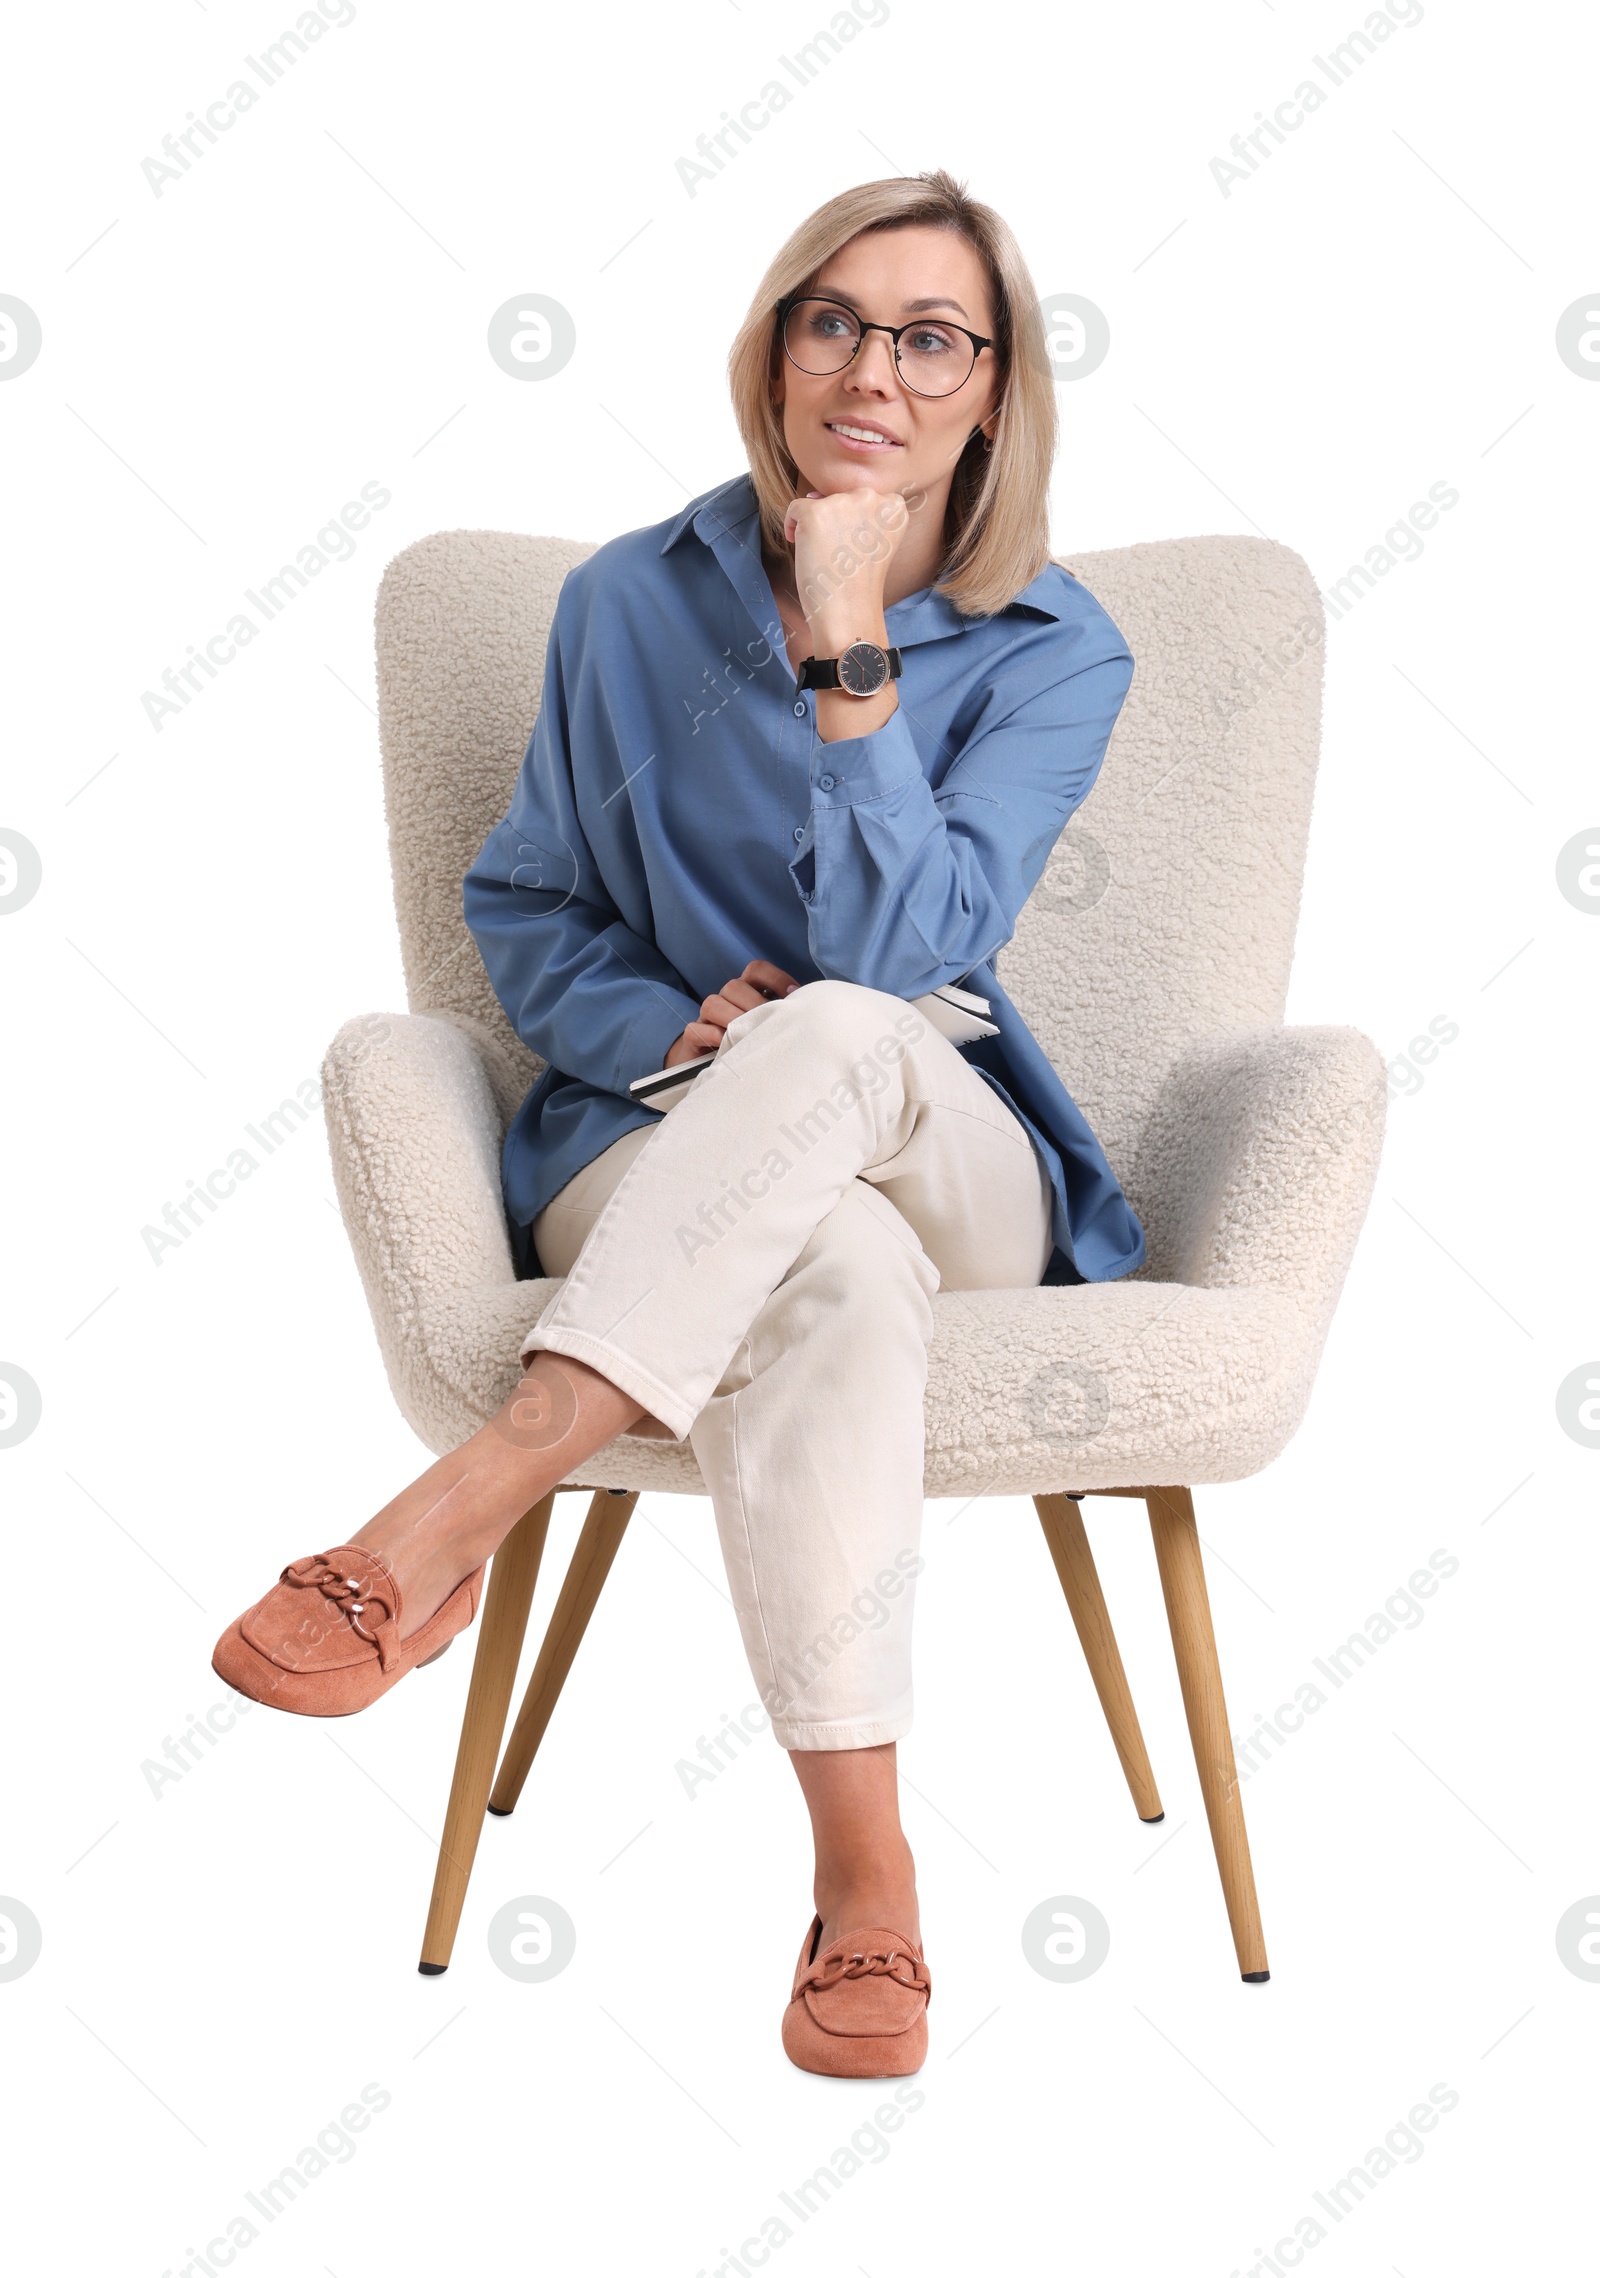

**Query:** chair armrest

left=321, top=1012, right=517, bottom=1331
left=426, top=1009, right=542, bottom=1135
left=1130, top=1024, right=1386, bottom=1310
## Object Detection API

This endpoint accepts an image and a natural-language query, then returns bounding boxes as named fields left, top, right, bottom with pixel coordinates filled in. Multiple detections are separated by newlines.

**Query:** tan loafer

left=212, top=1544, right=483, bottom=1718
left=781, top=1916, right=931, bottom=2078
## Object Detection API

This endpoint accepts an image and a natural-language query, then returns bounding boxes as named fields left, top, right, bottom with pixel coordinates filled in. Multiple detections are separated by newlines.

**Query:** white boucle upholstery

left=324, top=526, right=1383, bottom=1493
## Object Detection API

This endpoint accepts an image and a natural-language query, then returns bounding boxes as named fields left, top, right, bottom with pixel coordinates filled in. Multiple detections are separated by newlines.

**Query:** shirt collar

left=660, top=471, right=1067, bottom=646
left=659, top=471, right=756, bottom=555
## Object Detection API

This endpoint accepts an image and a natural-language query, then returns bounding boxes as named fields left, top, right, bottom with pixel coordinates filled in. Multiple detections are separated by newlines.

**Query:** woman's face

left=772, top=224, right=1000, bottom=511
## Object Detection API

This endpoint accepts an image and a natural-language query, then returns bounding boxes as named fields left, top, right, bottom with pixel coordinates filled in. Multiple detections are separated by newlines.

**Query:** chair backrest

left=374, top=528, right=1323, bottom=1182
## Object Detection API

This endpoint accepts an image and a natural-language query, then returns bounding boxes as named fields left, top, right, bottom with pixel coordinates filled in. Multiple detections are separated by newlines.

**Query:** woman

left=214, top=168, right=1144, bottom=2078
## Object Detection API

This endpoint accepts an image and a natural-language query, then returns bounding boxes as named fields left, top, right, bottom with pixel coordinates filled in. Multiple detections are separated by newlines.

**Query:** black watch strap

left=797, top=645, right=904, bottom=691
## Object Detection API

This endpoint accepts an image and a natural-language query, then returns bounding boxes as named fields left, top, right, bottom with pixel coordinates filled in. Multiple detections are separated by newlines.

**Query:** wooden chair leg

left=1034, top=1493, right=1164, bottom=1823
left=488, top=1488, right=636, bottom=1817
left=418, top=1492, right=555, bottom=1976
left=1143, top=1485, right=1270, bottom=1982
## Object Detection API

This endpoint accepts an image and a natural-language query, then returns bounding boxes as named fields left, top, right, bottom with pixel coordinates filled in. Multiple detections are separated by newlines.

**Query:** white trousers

left=523, top=981, right=1054, bottom=1750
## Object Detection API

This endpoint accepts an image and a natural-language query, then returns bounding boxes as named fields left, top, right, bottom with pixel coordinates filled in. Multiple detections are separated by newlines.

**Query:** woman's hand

left=663, top=959, right=800, bottom=1067
left=781, top=488, right=910, bottom=744
left=783, top=487, right=910, bottom=636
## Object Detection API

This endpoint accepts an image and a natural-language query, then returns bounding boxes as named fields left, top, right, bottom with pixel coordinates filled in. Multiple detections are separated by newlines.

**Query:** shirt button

left=793, top=826, right=804, bottom=843
left=792, top=701, right=806, bottom=717
left=819, top=774, right=836, bottom=791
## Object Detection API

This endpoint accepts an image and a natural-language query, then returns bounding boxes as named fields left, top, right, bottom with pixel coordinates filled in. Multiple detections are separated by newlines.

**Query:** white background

left=2, top=0, right=1594, bottom=2271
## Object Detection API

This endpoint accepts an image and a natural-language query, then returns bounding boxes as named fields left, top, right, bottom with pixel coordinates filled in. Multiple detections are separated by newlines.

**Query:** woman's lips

left=825, top=421, right=903, bottom=452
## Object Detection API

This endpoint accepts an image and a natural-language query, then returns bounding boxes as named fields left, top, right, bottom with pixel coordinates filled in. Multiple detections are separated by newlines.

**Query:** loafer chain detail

left=212, top=1541, right=484, bottom=1718
left=278, top=1552, right=404, bottom=1673
left=794, top=1944, right=931, bottom=2001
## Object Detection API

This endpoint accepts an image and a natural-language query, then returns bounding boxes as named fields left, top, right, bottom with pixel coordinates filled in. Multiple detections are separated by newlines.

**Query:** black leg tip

left=486, top=1804, right=513, bottom=1817
left=1139, top=1812, right=1166, bottom=1823
left=1241, top=1969, right=1270, bottom=1983
left=417, top=1961, right=448, bottom=1976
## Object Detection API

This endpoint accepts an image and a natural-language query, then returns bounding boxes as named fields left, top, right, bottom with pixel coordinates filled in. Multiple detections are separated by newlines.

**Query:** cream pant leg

left=524, top=980, right=1053, bottom=1749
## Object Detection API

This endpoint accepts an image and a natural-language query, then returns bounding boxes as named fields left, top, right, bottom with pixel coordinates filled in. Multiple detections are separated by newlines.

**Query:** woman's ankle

left=814, top=1841, right=919, bottom=1947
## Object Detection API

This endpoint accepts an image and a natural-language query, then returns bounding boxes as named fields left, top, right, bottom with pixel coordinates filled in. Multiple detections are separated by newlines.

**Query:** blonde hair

left=726, top=169, right=1056, bottom=620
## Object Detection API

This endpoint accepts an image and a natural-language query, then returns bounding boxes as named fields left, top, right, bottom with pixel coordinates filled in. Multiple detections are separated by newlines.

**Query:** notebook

left=627, top=984, right=999, bottom=1114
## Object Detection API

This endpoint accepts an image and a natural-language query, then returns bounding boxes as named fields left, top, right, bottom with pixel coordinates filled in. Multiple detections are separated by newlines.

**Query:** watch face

left=838, top=640, right=889, bottom=696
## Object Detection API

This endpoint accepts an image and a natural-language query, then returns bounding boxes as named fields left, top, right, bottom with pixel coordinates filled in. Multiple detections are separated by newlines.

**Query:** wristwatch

left=797, top=640, right=903, bottom=697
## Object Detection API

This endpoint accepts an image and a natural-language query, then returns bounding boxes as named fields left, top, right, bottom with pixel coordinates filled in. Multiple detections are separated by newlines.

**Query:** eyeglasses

left=775, top=295, right=994, bottom=399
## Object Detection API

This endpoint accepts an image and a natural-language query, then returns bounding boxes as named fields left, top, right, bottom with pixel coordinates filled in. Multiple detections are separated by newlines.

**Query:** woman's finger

left=665, top=1019, right=723, bottom=1067
left=713, top=980, right=769, bottom=1016
left=699, top=990, right=748, bottom=1028
left=782, top=492, right=824, bottom=544
left=741, top=959, right=800, bottom=999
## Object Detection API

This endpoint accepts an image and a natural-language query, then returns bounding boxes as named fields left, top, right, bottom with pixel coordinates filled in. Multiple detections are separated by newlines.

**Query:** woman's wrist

left=806, top=593, right=896, bottom=743
left=815, top=682, right=898, bottom=743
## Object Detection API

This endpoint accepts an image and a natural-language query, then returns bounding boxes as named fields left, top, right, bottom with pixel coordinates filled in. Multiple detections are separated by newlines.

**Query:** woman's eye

left=907, top=327, right=956, bottom=356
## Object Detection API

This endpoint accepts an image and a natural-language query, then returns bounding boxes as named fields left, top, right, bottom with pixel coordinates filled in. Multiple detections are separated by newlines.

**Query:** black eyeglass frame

left=774, top=295, right=995, bottom=399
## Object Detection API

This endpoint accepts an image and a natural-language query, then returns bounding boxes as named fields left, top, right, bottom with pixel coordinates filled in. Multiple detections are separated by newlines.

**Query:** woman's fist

left=783, top=487, right=911, bottom=628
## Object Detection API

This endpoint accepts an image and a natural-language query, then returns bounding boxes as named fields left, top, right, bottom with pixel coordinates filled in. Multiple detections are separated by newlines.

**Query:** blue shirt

left=463, top=471, right=1145, bottom=1286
